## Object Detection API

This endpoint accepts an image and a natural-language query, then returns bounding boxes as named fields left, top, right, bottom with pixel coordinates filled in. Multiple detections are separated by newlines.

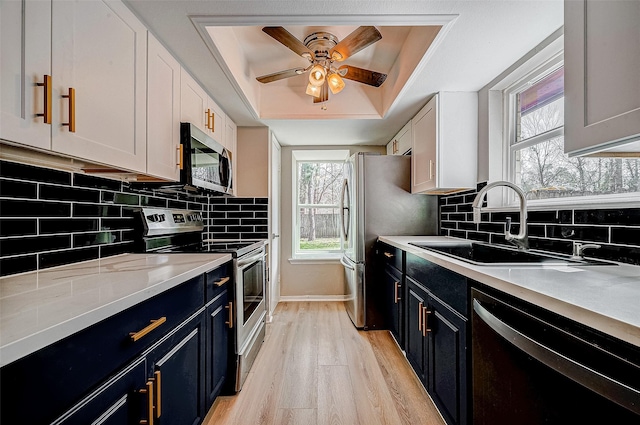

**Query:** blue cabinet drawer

left=205, top=261, right=232, bottom=302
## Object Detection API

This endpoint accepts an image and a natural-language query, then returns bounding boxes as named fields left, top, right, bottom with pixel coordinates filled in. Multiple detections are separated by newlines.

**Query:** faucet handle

left=572, top=242, right=601, bottom=258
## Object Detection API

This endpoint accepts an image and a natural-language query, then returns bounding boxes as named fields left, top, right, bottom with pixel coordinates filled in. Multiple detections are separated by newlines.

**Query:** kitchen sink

left=408, top=240, right=615, bottom=266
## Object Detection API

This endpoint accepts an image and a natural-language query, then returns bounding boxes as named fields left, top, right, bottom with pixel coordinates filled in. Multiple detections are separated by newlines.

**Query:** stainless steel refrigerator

left=340, top=153, right=438, bottom=329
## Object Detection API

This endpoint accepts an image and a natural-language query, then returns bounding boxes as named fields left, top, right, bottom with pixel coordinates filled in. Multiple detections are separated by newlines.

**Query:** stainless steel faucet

left=472, top=181, right=529, bottom=250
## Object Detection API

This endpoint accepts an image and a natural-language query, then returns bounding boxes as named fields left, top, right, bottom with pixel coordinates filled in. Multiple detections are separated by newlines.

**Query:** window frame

left=499, top=52, right=640, bottom=209
left=290, top=150, right=349, bottom=259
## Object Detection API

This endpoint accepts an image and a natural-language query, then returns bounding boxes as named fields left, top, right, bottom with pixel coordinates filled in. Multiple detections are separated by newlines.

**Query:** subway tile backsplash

left=0, top=160, right=268, bottom=277
left=438, top=183, right=640, bottom=265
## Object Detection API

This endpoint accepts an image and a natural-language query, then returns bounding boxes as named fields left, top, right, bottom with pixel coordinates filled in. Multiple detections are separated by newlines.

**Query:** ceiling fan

left=256, top=26, right=388, bottom=104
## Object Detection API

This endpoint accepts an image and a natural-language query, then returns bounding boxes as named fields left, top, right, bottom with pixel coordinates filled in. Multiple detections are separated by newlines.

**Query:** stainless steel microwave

left=180, top=122, right=233, bottom=195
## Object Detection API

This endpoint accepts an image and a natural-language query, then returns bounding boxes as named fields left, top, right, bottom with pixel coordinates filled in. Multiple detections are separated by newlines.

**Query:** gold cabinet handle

left=393, top=140, right=398, bottom=154
left=61, top=87, right=75, bottom=132
left=225, top=301, right=233, bottom=328
left=418, top=301, right=423, bottom=332
left=383, top=252, right=393, bottom=258
left=154, top=371, right=161, bottom=418
left=36, top=75, right=52, bottom=124
left=209, top=110, right=215, bottom=132
left=394, top=281, right=399, bottom=304
left=129, top=317, right=167, bottom=342
left=139, top=380, right=154, bottom=425
left=215, top=276, right=230, bottom=287
left=205, top=109, right=212, bottom=130
left=177, top=144, right=184, bottom=169
left=422, top=307, right=432, bottom=337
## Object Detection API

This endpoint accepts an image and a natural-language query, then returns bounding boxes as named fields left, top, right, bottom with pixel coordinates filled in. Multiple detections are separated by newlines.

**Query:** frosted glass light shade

left=328, top=73, right=345, bottom=94
left=306, top=83, right=321, bottom=97
left=309, top=64, right=326, bottom=87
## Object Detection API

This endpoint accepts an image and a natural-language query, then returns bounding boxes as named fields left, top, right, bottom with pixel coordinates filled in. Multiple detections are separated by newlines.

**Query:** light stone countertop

left=0, top=253, right=232, bottom=367
left=379, top=236, right=640, bottom=348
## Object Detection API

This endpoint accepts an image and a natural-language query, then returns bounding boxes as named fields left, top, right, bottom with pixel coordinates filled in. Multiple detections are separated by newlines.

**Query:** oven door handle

left=473, top=299, right=640, bottom=415
left=237, top=249, right=265, bottom=269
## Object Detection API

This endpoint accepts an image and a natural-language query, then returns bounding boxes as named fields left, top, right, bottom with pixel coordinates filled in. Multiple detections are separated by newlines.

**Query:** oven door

left=181, top=123, right=232, bottom=194
left=235, top=247, right=266, bottom=352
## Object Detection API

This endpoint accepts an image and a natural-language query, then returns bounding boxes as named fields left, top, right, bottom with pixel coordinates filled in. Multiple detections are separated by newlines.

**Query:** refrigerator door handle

left=340, top=256, right=355, bottom=270
left=340, top=178, right=350, bottom=240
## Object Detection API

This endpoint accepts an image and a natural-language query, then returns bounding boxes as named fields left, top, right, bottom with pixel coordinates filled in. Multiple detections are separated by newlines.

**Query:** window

left=506, top=62, right=640, bottom=203
left=291, top=150, right=349, bottom=258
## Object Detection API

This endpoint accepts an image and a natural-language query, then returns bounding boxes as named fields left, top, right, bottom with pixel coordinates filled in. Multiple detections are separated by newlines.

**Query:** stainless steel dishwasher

left=471, top=287, right=640, bottom=424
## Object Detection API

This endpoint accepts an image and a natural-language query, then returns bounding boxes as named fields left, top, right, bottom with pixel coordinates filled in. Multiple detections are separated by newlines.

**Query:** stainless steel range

left=134, top=207, right=266, bottom=392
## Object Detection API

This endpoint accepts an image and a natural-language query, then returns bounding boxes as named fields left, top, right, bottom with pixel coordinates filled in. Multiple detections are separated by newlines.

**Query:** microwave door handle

left=223, top=148, right=232, bottom=194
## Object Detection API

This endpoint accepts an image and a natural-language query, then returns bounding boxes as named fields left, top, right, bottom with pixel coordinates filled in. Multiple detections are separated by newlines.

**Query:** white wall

left=280, top=145, right=386, bottom=297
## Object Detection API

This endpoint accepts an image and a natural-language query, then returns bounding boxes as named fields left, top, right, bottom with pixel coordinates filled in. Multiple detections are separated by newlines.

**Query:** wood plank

left=274, top=408, right=317, bottom=425
left=278, top=302, right=319, bottom=408
left=365, top=331, right=446, bottom=425
left=337, top=304, right=404, bottom=425
left=317, top=365, right=360, bottom=425
left=317, top=301, right=348, bottom=366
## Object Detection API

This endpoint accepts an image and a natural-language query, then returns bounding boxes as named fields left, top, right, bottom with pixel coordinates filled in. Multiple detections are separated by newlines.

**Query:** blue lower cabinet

left=406, top=279, right=428, bottom=383
left=148, top=314, right=206, bottom=425
left=51, top=359, right=146, bottom=425
left=206, top=289, right=231, bottom=408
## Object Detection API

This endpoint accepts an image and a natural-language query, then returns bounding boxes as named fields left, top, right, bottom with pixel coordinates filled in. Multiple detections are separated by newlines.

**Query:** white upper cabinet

left=180, top=69, right=226, bottom=146
left=1, top=0, right=52, bottom=149
left=50, top=0, right=147, bottom=172
left=386, top=121, right=412, bottom=156
left=564, top=0, right=640, bottom=156
left=411, top=92, right=477, bottom=194
left=147, top=34, right=181, bottom=181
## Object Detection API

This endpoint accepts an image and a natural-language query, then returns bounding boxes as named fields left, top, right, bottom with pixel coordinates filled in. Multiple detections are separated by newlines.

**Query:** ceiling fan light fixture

left=309, top=64, right=326, bottom=86
left=328, top=73, right=345, bottom=94
left=305, top=82, right=321, bottom=97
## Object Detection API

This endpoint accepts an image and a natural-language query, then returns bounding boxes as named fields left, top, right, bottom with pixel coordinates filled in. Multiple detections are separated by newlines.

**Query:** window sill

left=490, top=193, right=640, bottom=212
left=288, top=255, right=343, bottom=265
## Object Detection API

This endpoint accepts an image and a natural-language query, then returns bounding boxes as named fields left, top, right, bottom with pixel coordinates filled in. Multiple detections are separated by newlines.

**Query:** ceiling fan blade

left=339, top=65, right=387, bottom=87
left=262, top=27, right=314, bottom=60
left=256, top=68, right=306, bottom=84
left=330, top=26, right=382, bottom=61
left=313, top=82, right=329, bottom=103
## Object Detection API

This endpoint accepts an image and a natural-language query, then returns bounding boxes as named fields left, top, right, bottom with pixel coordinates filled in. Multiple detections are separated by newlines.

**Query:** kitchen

left=1, top=0, right=639, bottom=424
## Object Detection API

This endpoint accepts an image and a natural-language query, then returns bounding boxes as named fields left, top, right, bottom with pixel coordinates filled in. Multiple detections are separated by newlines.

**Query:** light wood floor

left=204, top=301, right=446, bottom=425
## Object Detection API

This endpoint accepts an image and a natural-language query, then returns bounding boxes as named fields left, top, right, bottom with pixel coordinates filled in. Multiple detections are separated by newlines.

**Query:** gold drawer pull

left=384, top=252, right=394, bottom=258
left=130, top=317, right=167, bottom=342
left=225, top=301, right=233, bottom=328
left=209, top=110, right=215, bottom=132
left=418, top=301, right=423, bottom=331
left=154, top=371, right=162, bottom=418
left=139, top=379, right=154, bottom=425
left=36, top=75, right=52, bottom=124
left=61, top=87, right=75, bottom=132
left=394, top=281, right=400, bottom=304
left=205, top=109, right=212, bottom=130
left=215, top=276, right=230, bottom=287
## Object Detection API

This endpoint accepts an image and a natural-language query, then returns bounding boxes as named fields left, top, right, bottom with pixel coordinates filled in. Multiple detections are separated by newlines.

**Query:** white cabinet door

left=147, top=34, right=181, bottom=181
left=564, top=0, right=640, bottom=155
left=1, top=0, right=52, bottom=149
left=411, top=95, right=437, bottom=193
left=208, top=98, right=225, bottom=146
left=51, top=0, right=147, bottom=172
left=386, top=140, right=394, bottom=155
left=387, top=122, right=411, bottom=155
left=180, top=69, right=209, bottom=133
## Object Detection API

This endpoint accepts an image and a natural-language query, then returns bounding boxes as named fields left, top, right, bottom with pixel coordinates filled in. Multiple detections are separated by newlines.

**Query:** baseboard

left=279, top=295, right=348, bottom=302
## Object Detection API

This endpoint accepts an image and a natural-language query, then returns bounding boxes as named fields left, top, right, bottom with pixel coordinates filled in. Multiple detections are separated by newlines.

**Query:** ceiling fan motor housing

left=303, top=32, right=339, bottom=61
